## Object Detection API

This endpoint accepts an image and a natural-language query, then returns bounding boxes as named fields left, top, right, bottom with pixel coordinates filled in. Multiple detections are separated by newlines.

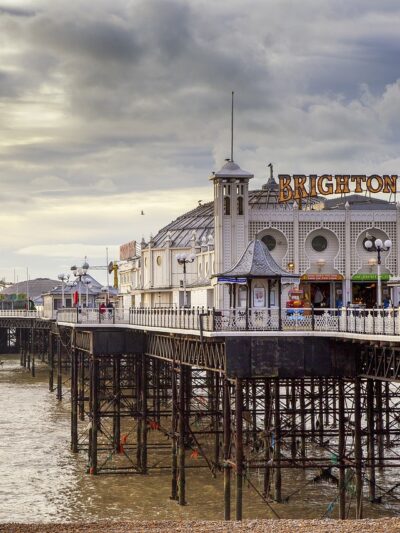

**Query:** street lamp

left=177, top=253, right=195, bottom=307
left=364, top=237, right=392, bottom=307
left=57, top=273, right=70, bottom=308
left=83, top=278, right=92, bottom=308
left=70, top=259, right=90, bottom=307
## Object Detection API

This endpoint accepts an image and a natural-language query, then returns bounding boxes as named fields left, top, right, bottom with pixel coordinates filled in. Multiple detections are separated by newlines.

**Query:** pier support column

left=48, top=333, right=54, bottom=392
left=375, top=380, right=384, bottom=468
left=263, top=378, right=272, bottom=497
left=318, top=378, right=324, bottom=447
left=90, top=356, right=99, bottom=475
left=310, top=377, right=315, bottom=441
left=56, top=336, right=62, bottom=401
left=291, top=380, right=297, bottom=459
left=354, top=377, right=363, bottom=519
left=141, top=352, right=148, bottom=474
left=273, top=378, right=282, bottom=503
left=214, top=373, right=221, bottom=468
left=135, top=353, right=143, bottom=470
left=113, top=355, right=121, bottom=453
left=223, top=377, right=231, bottom=520
left=79, top=352, right=85, bottom=421
left=71, top=346, right=78, bottom=453
left=235, top=377, right=243, bottom=520
left=367, top=379, right=376, bottom=502
left=299, top=379, right=306, bottom=459
left=178, top=363, right=186, bottom=506
left=170, top=361, right=178, bottom=501
left=338, top=378, right=346, bottom=519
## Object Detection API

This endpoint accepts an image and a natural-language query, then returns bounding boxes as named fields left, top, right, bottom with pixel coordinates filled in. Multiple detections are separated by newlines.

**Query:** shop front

left=352, top=273, right=390, bottom=307
left=300, top=274, right=344, bottom=309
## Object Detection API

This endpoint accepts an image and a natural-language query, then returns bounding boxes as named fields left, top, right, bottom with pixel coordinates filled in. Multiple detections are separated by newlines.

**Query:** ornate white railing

left=54, top=306, right=400, bottom=337
left=0, top=310, right=42, bottom=318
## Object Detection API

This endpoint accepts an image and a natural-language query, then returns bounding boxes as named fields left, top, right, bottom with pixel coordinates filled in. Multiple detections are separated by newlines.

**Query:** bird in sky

left=141, top=210, right=145, bottom=215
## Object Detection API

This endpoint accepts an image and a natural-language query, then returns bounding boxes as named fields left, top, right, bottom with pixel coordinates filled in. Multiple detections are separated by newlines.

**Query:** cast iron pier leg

left=235, top=377, right=243, bottom=520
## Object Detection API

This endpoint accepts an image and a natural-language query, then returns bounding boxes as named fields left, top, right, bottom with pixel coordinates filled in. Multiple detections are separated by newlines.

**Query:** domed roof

left=147, top=201, right=214, bottom=249
left=211, top=160, right=254, bottom=180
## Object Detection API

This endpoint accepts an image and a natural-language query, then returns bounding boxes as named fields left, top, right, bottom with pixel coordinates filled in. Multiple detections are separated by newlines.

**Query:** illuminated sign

left=352, top=273, right=390, bottom=282
left=278, top=174, right=397, bottom=203
left=301, top=274, right=343, bottom=281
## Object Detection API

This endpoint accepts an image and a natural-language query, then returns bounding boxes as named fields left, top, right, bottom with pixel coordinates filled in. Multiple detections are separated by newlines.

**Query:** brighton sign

left=278, top=174, right=398, bottom=203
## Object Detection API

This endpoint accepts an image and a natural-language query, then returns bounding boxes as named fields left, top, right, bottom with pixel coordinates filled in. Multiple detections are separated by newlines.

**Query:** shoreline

left=1, top=519, right=400, bottom=533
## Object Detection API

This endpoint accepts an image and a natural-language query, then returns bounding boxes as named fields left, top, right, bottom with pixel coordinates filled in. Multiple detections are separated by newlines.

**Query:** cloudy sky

left=1, top=0, right=400, bottom=283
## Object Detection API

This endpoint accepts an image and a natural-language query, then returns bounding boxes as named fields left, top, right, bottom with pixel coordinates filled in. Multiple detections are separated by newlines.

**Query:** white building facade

left=120, top=160, right=400, bottom=309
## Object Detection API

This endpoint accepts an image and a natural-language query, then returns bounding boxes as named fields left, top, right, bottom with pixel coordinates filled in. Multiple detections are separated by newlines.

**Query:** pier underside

left=9, top=319, right=400, bottom=520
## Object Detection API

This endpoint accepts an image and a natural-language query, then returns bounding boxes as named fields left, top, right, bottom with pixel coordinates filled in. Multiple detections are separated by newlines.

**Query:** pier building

left=121, top=161, right=400, bottom=310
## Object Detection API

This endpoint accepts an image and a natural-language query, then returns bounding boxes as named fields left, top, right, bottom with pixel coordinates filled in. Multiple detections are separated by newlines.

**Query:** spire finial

left=268, top=162, right=273, bottom=181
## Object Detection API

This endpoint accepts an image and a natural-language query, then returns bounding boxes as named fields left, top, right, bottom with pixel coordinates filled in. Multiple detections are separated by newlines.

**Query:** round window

left=156, top=256, right=162, bottom=266
left=262, top=234, right=276, bottom=251
left=312, top=235, right=328, bottom=252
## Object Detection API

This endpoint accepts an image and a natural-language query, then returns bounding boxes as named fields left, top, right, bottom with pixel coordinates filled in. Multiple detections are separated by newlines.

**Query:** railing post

left=373, top=306, right=376, bottom=335
left=345, top=305, right=349, bottom=332
left=311, top=305, right=315, bottom=331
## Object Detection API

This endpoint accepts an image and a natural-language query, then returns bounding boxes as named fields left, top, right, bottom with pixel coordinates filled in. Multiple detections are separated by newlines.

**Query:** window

left=238, top=286, right=247, bottom=308
left=156, top=256, right=162, bottom=266
left=224, top=196, right=230, bottom=215
left=237, top=196, right=244, bottom=215
left=262, top=234, right=276, bottom=251
left=312, top=235, right=328, bottom=252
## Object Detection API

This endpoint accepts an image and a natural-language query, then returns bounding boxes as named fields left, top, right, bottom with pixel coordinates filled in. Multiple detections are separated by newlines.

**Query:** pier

left=4, top=306, right=400, bottom=520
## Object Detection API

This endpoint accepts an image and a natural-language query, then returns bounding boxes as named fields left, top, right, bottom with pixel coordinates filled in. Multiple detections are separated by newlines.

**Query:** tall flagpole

left=231, top=91, right=234, bottom=162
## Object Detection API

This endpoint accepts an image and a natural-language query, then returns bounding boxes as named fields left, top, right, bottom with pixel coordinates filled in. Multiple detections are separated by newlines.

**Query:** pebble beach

left=1, top=520, right=400, bottom=533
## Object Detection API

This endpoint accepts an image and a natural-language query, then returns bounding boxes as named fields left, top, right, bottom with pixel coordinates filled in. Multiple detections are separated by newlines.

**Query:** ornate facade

left=119, top=160, right=400, bottom=309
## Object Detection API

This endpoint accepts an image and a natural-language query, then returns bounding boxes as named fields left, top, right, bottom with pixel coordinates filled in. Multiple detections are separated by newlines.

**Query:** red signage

left=120, top=240, right=136, bottom=260
left=301, top=274, right=343, bottom=281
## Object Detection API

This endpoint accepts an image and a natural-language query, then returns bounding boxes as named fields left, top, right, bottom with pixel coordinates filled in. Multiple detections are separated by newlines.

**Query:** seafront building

left=118, top=160, right=400, bottom=310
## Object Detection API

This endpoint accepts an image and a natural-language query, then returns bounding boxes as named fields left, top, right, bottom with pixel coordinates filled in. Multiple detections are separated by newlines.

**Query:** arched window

left=224, top=196, right=230, bottom=215
left=237, top=196, right=244, bottom=215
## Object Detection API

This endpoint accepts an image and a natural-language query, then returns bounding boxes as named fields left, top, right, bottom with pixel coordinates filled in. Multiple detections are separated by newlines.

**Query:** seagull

left=198, top=200, right=202, bottom=206
left=141, top=210, right=145, bottom=215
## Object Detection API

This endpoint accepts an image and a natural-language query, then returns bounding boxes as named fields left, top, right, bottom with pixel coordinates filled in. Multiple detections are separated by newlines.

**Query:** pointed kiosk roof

left=217, top=239, right=299, bottom=282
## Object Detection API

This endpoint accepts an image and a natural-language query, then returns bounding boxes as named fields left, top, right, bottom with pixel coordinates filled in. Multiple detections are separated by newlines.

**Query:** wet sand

left=1, top=519, right=400, bottom=533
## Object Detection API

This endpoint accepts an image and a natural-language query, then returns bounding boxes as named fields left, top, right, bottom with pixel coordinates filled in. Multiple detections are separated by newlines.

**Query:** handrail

left=0, top=310, right=42, bottom=318
left=52, top=306, right=400, bottom=338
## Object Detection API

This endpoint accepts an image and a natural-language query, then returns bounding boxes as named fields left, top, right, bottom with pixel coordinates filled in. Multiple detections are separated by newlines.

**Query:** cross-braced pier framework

left=8, top=320, right=400, bottom=520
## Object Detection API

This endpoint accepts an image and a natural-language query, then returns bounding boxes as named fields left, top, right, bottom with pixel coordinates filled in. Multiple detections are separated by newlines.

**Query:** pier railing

left=55, top=306, right=400, bottom=337
left=0, top=310, right=42, bottom=318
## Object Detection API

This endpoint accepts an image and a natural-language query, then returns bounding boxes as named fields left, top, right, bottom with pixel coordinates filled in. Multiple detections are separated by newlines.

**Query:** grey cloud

left=0, top=5, right=36, bottom=17
left=1, top=0, right=400, bottom=279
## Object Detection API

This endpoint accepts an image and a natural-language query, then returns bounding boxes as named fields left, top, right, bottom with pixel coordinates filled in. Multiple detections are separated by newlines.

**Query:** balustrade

left=2, top=305, right=398, bottom=337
